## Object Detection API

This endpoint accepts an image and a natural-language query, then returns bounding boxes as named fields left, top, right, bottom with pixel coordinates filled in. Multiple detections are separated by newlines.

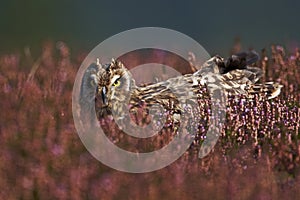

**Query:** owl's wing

left=79, top=63, right=100, bottom=112
left=219, top=67, right=282, bottom=99
left=199, top=53, right=282, bottom=99
left=217, top=50, right=260, bottom=74
left=218, top=67, right=262, bottom=95
left=222, top=66, right=262, bottom=84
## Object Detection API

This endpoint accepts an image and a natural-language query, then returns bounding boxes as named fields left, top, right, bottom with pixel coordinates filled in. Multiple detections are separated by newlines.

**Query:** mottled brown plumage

left=80, top=52, right=283, bottom=135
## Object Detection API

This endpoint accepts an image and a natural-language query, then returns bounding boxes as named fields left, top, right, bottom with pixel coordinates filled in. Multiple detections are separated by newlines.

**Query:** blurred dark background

left=1, top=1, right=300, bottom=199
left=1, top=0, right=299, bottom=56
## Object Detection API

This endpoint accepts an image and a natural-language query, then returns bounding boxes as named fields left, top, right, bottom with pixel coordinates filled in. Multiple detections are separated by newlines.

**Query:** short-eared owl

left=80, top=51, right=282, bottom=131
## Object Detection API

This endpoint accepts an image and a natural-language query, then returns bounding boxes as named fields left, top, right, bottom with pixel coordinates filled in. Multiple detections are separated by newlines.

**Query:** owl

left=79, top=51, right=283, bottom=137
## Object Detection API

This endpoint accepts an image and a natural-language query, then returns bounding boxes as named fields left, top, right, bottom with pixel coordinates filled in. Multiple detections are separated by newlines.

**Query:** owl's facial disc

left=110, top=74, right=126, bottom=102
left=95, top=59, right=137, bottom=118
left=97, top=74, right=124, bottom=108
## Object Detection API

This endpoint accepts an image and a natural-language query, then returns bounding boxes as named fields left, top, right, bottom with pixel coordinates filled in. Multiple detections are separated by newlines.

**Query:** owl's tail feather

left=246, top=82, right=283, bottom=100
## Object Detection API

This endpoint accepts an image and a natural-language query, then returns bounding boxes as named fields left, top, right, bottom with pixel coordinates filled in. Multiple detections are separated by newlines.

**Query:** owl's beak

left=102, top=87, right=108, bottom=105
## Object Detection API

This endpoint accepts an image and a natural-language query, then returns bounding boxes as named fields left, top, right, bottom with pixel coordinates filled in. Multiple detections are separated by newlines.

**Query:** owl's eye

left=113, top=79, right=121, bottom=87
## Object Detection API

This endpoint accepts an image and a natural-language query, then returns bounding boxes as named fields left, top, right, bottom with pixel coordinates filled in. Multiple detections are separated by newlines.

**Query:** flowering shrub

left=0, top=42, right=299, bottom=199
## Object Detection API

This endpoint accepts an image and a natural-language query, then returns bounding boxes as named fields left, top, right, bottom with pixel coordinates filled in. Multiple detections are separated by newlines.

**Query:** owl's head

left=80, top=58, right=136, bottom=117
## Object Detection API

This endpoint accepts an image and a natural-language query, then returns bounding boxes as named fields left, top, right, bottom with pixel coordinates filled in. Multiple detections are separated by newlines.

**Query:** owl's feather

left=80, top=52, right=283, bottom=121
left=78, top=52, right=282, bottom=157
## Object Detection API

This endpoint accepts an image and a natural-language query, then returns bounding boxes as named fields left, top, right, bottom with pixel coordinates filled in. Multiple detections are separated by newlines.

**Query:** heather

left=0, top=42, right=299, bottom=199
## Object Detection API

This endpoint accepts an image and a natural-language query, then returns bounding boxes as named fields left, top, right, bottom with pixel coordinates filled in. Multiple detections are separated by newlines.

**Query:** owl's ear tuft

left=109, top=58, right=125, bottom=70
left=96, top=58, right=103, bottom=68
left=117, top=61, right=123, bottom=68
